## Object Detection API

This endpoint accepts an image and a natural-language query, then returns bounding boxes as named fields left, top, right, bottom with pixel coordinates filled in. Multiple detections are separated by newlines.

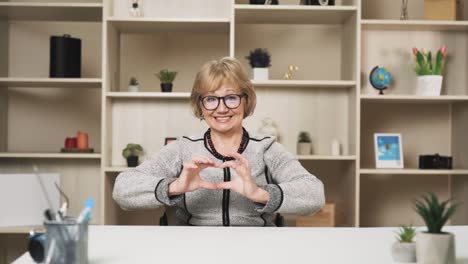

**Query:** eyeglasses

left=200, top=94, right=246, bottom=111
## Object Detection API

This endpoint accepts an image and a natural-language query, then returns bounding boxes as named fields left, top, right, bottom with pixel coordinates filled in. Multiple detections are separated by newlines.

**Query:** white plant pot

left=297, top=142, right=311, bottom=155
left=416, top=232, right=455, bottom=264
left=128, top=85, right=139, bottom=92
left=391, top=241, right=416, bottom=263
left=253, top=68, right=269, bottom=81
left=417, top=75, right=443, bottom=96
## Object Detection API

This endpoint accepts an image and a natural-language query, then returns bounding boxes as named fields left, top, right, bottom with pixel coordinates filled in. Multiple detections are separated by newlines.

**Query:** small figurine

left=258, top=117, right=279, bottom=141
left=283, top=65, right=299, bottom=80
left=130, top=0, right=143, bottom=17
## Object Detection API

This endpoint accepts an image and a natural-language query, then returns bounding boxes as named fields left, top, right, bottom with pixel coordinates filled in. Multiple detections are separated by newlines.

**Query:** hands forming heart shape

left=168, top=153, right=269, bottom=204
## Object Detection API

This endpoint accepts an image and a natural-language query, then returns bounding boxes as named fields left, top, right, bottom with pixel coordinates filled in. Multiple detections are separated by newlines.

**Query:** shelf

left=235, top=5, right=357, bottom=24
left=0, top=153, right=101, bottom=159
left=297, top=155, right=356, bottom=160
left=360, top=169, right=468, bottom=175
left=107, top=17, right=230, bottom=34
left=105, top=166, right=130, bottom=173
left=0, top=77, right=102, bottom=88
left=0, top=2, right=102, bottom=22
left=0, top=225, right=43, bottom=234
left=252, top=80, right=356, bottom=89
left=361, top=94, right=468, bottom=103
left=106, top=92, right=191, bottom=99
left=361, top=19, right=468, bottom=32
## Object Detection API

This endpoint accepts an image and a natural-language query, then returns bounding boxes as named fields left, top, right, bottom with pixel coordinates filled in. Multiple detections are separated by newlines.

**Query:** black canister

left=50, top=34, right=81, bottom=78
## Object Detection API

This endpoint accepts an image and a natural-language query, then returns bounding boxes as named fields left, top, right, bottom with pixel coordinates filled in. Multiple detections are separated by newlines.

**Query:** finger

left=217, top=161, right=238, bottom=170
left=228, top=152, right=249, bottom=166
left=183, top=162, right=198, bottom=170
left=199, top=180, right=218, bottom=190
left=216, top=181, right=234, bottom=190
left=192, top=156, right=216, bottom=167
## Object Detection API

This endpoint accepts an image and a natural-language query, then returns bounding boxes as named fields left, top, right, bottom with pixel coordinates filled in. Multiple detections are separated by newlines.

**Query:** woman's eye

left=225, top=95, right=237, bottom=102
left=206, top=97, right=217, bottom=103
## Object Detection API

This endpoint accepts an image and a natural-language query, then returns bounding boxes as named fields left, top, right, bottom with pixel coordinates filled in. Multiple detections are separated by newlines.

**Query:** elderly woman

left=113, top=57, right=325, bottom=226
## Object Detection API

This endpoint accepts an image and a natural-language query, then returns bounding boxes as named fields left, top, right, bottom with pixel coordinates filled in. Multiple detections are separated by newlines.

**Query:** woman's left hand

left=217, top=152, right=269, bottom=204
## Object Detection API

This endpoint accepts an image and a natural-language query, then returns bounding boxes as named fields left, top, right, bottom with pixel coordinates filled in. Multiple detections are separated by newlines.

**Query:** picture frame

left=374, top=133, right=404, bottom=169
left=164, top=137, right=178, bottom=146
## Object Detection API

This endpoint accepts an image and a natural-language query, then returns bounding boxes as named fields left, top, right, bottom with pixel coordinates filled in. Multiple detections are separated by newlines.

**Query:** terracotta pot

left=76, top=132, right=89, bottom=149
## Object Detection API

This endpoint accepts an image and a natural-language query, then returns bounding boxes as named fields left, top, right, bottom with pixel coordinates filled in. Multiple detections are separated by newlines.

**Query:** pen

left=76, top=199, right=94, bottom=224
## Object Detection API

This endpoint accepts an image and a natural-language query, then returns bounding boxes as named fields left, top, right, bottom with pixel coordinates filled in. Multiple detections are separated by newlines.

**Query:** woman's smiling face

left=200, top=83, right=245, bottom=135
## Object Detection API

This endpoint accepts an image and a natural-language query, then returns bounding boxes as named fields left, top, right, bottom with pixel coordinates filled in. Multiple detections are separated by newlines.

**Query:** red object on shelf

left=65, top=137, right=77, bottom=148
left=77, top=131, right=89, bottom=149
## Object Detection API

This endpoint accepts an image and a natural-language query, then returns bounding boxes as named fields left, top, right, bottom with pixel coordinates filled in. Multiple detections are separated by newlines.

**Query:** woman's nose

left=216, top=99, right=229, bottom=112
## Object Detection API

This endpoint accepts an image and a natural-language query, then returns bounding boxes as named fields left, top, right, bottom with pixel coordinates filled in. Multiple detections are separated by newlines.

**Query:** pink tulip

left=440, top=45, right=448, bottom=57
left=412, top=47, right=418, bottom=56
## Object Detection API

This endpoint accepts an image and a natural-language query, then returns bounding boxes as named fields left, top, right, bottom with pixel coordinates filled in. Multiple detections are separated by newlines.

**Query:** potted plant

left=391, top=225, right=416, bottom=263
left=155, top=69, right=177, bottom=92
left=122, top=143, right=143, bottom=167
left=412, top=46, right=447, bottom=96
left=414, top=192, right=458, bottom=264
left=297, top=131, right=311, bottom=155
left=245, top=48, right=271, bottom=81
left=128, top=77, right=139, bottom=92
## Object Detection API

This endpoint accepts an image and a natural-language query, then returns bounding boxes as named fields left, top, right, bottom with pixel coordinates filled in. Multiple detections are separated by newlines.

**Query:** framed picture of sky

left=374, top=133, right=404, bottom=169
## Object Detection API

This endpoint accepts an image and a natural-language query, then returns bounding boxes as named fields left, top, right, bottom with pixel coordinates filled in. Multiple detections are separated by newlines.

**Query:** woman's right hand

left=168, top=155, right=218, bottom=196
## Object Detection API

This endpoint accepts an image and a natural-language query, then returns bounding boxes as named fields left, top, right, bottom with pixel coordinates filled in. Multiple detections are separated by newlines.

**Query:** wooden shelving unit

left=361, top=19, right=468, bottom=31
left=2, top=4, right=468, bottom=262
left=0, top=2, right=102, bottom=22
left=0, top=77, right=102, bottom=88
left=234, top=5, right=357, bottom=24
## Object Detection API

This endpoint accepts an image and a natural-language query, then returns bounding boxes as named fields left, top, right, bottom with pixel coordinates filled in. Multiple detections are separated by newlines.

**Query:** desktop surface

left=13, top=225, right=468, bottom=264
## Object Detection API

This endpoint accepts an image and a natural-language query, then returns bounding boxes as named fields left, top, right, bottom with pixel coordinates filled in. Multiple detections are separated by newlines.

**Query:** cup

left=44, top=218, right=88, bottom=264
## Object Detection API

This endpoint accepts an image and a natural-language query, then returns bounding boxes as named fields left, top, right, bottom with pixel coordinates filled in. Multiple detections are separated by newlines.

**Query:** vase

left=331, top=139, right=340, bottom=156
left=417, top=75, right=443, bottom=96
left=253, top=68, right=269, bottom=81
left=297, top=142, right=311, bottom=155
left=391, top=241, right=416, bottom=263
left=161, top=83, right=173, bottom=92
left=400, top=0, right=409, bottom=20
left=128, top=85, right=139, bottom=92
left=416, top=232, right=455, bottom=264
left=127, top=156, right=139, bottom=167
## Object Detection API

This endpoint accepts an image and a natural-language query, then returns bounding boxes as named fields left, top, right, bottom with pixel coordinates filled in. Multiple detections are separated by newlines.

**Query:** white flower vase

left=416, top=232, right=456, bottom=264
left=253, top=68, right=269, bottom=81
left=391, top=241, right=416, bottom=263
left=417, top=75, right=443, bottom=96
left=128, top=85, right=139, bottom=92
left=297, top=142, right=311, bottom=155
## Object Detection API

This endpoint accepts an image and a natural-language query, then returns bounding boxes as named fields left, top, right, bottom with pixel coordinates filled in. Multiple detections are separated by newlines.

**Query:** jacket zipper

left=222, top=159, right=231, bottom=226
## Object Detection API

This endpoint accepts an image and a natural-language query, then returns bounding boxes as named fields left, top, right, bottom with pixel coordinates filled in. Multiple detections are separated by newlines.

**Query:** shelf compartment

left=235, top=5, right=357, bottom=24
left=0, top=152, right=101, bottom=159
left=360, top=94, right=468, bottom=103
left=106, top=92, right=191, bottom=99
left=361, top=19, right=468, bottom=32
left=253, top=80, right=356, bottom=89
left=0, top=2, right=103, bottom=22
left=360, top=168, right=468, bottom=175
left=107, top=17, right=230, bottom=33
left=0, top=77, right=102, bottom=88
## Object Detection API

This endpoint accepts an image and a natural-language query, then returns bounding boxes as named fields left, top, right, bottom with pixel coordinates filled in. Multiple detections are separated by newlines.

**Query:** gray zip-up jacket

left=113, top=130, right=325, bottom=226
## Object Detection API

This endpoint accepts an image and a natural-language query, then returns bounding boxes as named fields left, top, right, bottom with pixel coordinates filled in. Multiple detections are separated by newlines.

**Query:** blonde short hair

left=190, top=57, right=256, bottom=119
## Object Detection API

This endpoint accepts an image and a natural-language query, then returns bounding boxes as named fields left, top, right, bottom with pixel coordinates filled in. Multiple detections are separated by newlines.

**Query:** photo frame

left=164, top=137, right=178, bottom=146
left=374, top=133, right=404, bottom=169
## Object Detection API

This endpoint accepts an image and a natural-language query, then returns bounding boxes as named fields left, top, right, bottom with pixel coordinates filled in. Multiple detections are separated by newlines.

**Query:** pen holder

left=44, top=218, right=88, bottom=264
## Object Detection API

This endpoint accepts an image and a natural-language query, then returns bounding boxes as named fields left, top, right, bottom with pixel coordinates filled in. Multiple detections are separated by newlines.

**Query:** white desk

left=14, top=226, right=468, bottom=264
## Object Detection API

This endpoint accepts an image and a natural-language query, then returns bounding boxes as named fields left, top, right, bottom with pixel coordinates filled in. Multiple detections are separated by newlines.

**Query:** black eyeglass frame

left=199, top=93, right=247, bottom=111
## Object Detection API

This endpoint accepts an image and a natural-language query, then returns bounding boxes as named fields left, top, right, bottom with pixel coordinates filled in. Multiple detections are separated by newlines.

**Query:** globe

left=369, top=66, right=392, bottom=95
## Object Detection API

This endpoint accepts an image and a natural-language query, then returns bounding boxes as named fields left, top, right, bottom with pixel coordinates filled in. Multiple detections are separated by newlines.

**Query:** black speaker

left=49, top=34, right=81, bottom=78
left=301, top=0, right=335, bottom=5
